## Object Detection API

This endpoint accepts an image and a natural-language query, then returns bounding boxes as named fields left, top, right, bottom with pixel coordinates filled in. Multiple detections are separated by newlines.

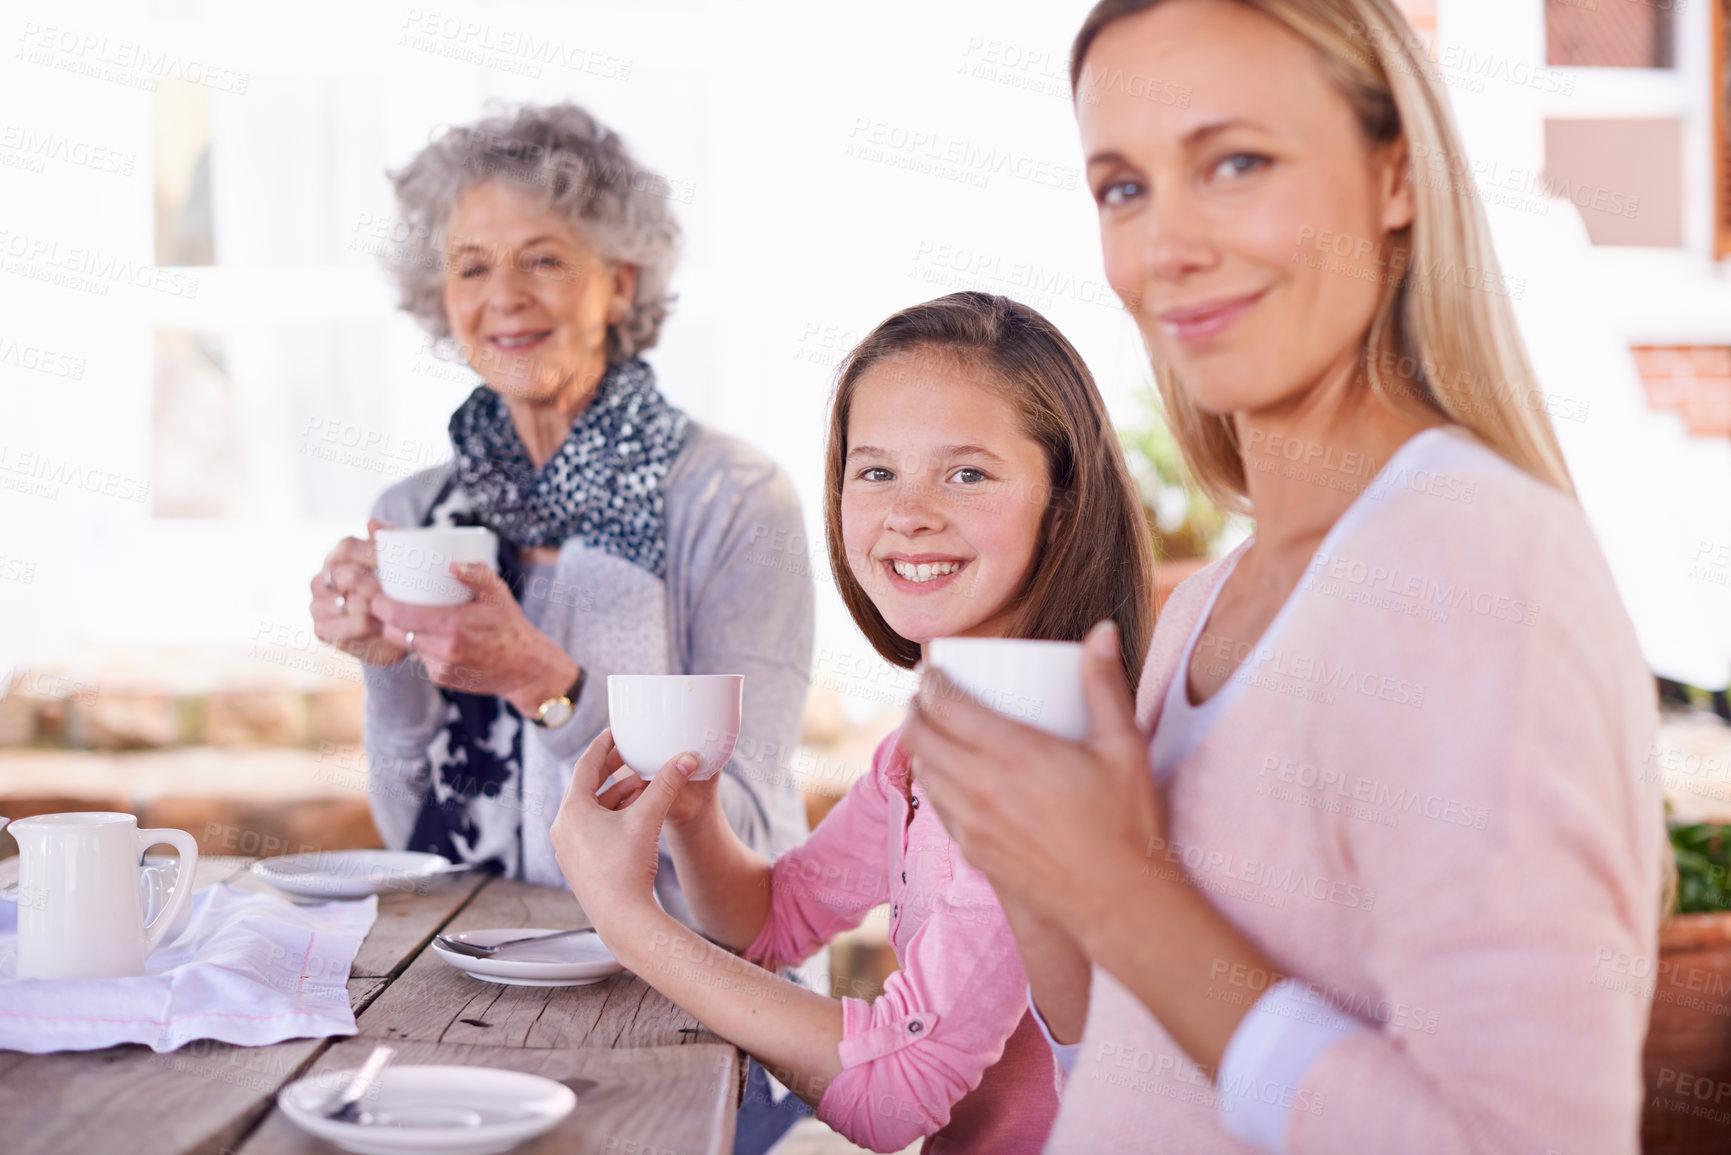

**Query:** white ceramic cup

left=11, top=812, right=200, bottom=980
left=373, top=526, right=499, bottom=607
left=925, top=637, right=1091, bottom=741
left=607, top=674, right=743, bottom=781
left=140, top=853, right=196, bottom=945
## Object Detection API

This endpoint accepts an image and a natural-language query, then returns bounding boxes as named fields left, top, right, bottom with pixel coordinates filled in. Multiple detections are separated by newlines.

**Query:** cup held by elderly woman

left=308, top=103, right=812, bottom=920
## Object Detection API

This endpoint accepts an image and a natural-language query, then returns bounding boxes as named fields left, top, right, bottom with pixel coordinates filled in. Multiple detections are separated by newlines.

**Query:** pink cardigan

left=745, top=729, right=1059, bottom=1153
left=1045, top=429, right=1664, bottom=1153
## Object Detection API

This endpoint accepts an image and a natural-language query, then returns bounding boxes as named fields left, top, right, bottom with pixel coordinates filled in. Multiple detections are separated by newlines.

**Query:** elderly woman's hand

left=900, top=620, right=1164, bottom=937
left=310, top=520, right=407, bottom=666
left=371, top=561, right=580, bottom=714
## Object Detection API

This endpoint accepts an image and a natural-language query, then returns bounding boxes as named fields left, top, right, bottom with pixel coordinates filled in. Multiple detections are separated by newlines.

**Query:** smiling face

left=441, top=181, right=637, bottom=405
left=840, top=350, right=1051, bottom=647
left=1076, top=0, right=1411, bottom=417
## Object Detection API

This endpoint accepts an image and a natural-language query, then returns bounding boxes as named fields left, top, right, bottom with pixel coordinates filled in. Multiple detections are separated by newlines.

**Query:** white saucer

left=278, top=1064, right=576, bottom=1155
left=250, top=851, right=459, bottom=899
left=431, top=928, right=625, bottom=987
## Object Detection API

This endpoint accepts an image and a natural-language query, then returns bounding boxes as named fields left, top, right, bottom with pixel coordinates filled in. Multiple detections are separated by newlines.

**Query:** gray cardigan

left=360, top=424, right=814, bottom=919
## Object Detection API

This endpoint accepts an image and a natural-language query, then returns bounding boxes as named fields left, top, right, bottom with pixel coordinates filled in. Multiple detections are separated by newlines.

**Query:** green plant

left=1118, top=389, right=1226, bottom=561
left=1670, top=822, right=1731, bottom=913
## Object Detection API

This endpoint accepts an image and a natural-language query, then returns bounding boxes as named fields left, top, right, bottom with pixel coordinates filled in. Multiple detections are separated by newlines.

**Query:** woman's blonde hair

left=1072, top=0, right=1575, bottom=511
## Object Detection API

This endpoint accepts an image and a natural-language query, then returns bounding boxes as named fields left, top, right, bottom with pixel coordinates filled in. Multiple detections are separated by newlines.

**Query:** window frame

left=1716, top=0, right=1729, bottom=258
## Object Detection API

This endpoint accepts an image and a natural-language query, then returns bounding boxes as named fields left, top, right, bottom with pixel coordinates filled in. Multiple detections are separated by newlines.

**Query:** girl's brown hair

left=823, top=291, right=1154, bottom=690
left=1070, top=0, right=1575, bottom=512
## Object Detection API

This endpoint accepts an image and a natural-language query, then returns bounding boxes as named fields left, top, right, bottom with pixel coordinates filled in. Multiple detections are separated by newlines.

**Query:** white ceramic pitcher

left=11, top=812, right=200, bottom=980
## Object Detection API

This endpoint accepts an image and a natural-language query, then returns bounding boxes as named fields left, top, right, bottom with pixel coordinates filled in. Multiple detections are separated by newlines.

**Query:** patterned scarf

left=405, top=359, right=692, bottom=872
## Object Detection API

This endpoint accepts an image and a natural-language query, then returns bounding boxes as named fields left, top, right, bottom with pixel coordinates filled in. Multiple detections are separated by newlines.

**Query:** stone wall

left=0, top=650, right=902, bottom=996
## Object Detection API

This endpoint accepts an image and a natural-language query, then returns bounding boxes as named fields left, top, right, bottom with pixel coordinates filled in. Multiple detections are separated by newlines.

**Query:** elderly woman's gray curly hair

left=388, top=102, right=680, bottom=363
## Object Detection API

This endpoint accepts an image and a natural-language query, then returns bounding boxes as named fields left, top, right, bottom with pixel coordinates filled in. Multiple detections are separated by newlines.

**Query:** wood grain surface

left=1, top=857, right=741, bottom=1155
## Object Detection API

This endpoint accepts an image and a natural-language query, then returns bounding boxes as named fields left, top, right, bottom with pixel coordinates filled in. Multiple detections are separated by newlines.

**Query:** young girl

left=548, top=291, right=1154, bottom=1153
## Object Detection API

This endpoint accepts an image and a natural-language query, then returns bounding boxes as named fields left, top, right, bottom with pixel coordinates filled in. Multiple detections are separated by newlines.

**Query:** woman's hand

left=310, top=520, right=406, bottom=666
left=911, top=621, right=1283, bottom=1073
left=371, top=562, right=579, bottom=712
left=550, top=729, right=699, bottom=929
left=901, top=620, right=1163, bottom=938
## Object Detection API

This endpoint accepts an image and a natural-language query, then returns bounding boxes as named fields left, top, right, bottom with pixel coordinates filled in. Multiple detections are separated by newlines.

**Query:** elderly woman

left=308, top=103, right=812, bottom=918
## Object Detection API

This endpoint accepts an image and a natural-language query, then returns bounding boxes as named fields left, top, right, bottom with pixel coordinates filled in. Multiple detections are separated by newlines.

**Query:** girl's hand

left=592, top=769, right=722, bottom=846
left=310, top=520, right=407, bottom=666
left=549, top=729, right=699, bottom=928
left=901, top=620, right=1162, bottom=936
left=371, top=562, right=578, bottom=711
left=662, top=771, right=721, bottom=831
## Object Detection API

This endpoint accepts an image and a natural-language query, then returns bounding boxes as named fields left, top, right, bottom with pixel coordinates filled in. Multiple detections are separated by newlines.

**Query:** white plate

left=432, top=928, right=625, bottom=987
left=278, top=1064, right=576, bottom=1155
left=250, top=851, right=458, bottom=899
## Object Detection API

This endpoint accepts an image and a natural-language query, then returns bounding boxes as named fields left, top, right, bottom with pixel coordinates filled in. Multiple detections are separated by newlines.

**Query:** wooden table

left=0, top=855, right=742, bottom=1155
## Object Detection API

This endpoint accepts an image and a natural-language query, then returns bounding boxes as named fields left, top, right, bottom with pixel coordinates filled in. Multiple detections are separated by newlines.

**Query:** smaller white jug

left=11, top=812, right=200, bottom=980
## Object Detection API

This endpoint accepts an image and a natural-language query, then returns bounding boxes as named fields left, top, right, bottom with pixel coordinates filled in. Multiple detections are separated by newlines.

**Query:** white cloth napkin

left=0, top=883, right=377, bottom=1053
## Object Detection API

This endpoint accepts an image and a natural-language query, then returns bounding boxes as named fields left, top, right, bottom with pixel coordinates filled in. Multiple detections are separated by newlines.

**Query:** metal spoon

left=323, top=1043, right=396, bottom=1123
left=433, top=928, right=598, bottom=959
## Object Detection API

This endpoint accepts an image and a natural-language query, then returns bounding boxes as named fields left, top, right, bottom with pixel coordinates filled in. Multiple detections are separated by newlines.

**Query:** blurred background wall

left=0, top=0, right=1727, bottom=699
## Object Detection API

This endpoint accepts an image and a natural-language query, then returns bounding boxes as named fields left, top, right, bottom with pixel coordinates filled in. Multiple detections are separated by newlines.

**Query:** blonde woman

left=905, top=1, right=1663, bottom=1152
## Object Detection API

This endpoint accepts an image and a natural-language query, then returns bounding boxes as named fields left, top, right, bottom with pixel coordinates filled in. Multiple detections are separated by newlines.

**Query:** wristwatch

left=530, top=668, right=586, bottom=729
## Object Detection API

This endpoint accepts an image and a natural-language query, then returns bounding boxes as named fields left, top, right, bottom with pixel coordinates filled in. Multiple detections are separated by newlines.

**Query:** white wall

left=0, top=0, right=1141, bottom=705
left=1438, top=0, right=1731, bottom=687
left=1, top=0, right=1724, bottom=693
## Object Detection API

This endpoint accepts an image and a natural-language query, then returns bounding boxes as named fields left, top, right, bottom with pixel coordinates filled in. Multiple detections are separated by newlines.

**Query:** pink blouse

left=744, top=729, right=1059, bottom=1153
left=1043, top=427, right=1665, bottom=1153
